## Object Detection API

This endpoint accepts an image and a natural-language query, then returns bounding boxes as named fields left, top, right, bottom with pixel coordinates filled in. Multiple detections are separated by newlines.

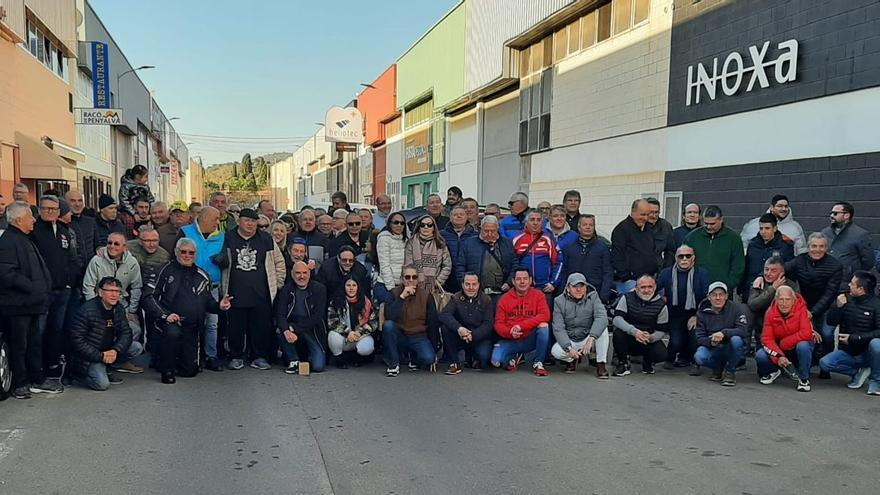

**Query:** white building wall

left=385, top=135, right=404, bottom=210
left=550, top=0, right=673, bottom=147
left=445, top=111, right=478, bottom=198
left=480, top=92, right=520, bottom=204
left=465, top=0, right=575, bottom=92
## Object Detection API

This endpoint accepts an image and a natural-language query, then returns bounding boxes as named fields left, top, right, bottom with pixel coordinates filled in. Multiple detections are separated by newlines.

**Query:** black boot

left=335, top=354, right=349, bottom=369
left=161, top=373, right=176, bottom=384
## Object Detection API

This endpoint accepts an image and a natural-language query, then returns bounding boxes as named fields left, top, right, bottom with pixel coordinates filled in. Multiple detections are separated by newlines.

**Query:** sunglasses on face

left=419, top=223, right=434, bottom=229
left=179, top=249, right=195, bottom=255
left=403, top=275, right=418, bottom=280
left=830, top=211, right=845, bottom=216
left=507, top=201, right=516, bottom=206
left=348, top=222, right=361, bottom=226
left=107, top=241, right=124, bottom=247
left=390, top=220, right=406, bottom=226
left=677, top=254, right=694, bottom=259
left=340, top=258, right=355, bottom=264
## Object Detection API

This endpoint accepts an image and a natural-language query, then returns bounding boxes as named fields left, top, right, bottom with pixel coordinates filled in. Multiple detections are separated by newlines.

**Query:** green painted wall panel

left=396, top=2, right=467, bottom=110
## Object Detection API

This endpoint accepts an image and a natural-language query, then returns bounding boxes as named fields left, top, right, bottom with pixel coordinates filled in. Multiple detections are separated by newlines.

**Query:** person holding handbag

left=404, top=214, right=452, bottom=293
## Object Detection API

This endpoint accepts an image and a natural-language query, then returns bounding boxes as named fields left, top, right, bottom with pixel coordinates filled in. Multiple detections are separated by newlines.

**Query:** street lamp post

left=115, top=65, right=155, bottom=107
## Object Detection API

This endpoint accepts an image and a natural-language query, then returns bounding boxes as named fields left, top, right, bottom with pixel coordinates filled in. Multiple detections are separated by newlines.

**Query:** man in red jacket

left=491, top=268, right=551, bottom=376
left=755, top=286, right=815, bottom=392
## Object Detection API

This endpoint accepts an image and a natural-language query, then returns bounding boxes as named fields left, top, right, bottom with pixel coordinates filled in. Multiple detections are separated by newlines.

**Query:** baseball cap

left=566, top=273, right=587, bottom=286
left=169, top=201, right=188, bottom=212
left=239, top=208, right=259, bottom=220
left=707, top=281, right=728, bottom=295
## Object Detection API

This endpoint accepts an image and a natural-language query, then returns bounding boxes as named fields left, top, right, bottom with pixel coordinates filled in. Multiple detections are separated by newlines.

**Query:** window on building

left=634, top=0, right=651, bottom=24
left=518, top=47, right=553, bottom=155
left=582, top=11, right=597, bottom=49
left=404, top=100, right=433, bottom=130
left=384, top=116, right=402, bottom=137
left=567, top=17, right=581, bottom=56
left=430, top=117, right=445, bottom=172
left=597, top=3, right=612, bottom=42
left=613, top=0, right=633, bottom=35
left=25, top=20, right=66, bottom=80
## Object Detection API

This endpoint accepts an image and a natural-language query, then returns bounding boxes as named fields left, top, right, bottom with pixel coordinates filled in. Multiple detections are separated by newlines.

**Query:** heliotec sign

left=324, top=106, right=364, bottom=144
left=686, top=39, right=798, bottom=106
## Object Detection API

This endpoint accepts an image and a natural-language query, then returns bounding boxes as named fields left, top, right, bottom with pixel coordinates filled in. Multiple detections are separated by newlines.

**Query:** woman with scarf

left=375, top=211, right=409, bottom=304
left=657, top=244, right=710, bottom=372
left=327, top=277, right=377, bottom=368
left=404, top=214, right=452, bottom=292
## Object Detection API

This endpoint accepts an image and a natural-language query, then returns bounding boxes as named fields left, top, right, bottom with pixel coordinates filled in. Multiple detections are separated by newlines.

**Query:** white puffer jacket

left=377, top=230, right=406, bottom=289
left=740, top=206, right=807, bottom=255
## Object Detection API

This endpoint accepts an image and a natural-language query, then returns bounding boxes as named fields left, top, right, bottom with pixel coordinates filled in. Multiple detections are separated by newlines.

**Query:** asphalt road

left=1, top=360, right=878, bottom=495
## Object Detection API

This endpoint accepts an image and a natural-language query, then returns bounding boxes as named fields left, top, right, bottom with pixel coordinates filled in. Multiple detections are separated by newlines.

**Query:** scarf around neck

left=672, top=265, right=696, bottom=310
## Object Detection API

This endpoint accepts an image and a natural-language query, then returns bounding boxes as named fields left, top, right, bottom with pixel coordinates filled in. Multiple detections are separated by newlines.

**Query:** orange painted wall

left=0, top=40, right=77, bottom=198
left=357, top=65, right=396, bottom=146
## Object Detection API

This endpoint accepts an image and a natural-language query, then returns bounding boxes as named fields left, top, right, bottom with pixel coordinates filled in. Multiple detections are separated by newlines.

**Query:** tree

left=232, top=161, right=238, bottom=178
left=254, top=157, right=268, bottom=187
left=241, top=153, right=253, bottom=177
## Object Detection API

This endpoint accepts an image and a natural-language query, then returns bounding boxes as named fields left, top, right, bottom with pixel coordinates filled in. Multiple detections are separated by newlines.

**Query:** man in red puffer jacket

left=755, top=286, right=816, bottom=391
left=492, top=268, right=551, bottom=376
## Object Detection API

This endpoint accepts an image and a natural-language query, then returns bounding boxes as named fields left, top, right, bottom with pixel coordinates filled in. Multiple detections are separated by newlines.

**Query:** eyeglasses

left=390, top=220, right=406, bottom=226
left=507, top=201, right=516, bottom=206
left=340, top=258, right=355, bottom=264
left=179, top=249, right=195, bottom=255
left=403, top=275, right=418, bottom=280
left=347, top=222, right=361, bottom=226
left=418, top=223, right=434, bottom=229
left=676, top=254, right=694, bottom=259
left=40, top=206, right=59, bottom=212
left=830, top=210, right=845, bottom=216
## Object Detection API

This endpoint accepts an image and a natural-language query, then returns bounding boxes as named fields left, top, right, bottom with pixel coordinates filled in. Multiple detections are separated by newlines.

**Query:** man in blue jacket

left=440, top=205, right=477, bottom=293
left=500, top=192, right=529, bottom=238
left=562, top=214, right=612, bottom=304
left=457, top=215, right=514, bottom=299
left=179, top=206, right=225, bottom=371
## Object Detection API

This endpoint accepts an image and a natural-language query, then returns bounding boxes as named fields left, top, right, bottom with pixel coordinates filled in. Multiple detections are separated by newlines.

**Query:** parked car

left=0, top=328, right=11, bottom=401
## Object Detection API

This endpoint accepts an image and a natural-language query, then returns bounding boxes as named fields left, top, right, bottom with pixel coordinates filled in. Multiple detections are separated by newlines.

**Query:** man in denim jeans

left=755, top=286, right=815, bottom=392
left=820, top=271, right=880, bottom=396
left=68, top=277, right=143, bottom=391
left=383, top=265, right=438, bottom=377
left=492, top=269, right=552, bottom=377
left=694, top=282, right=751, bottom=387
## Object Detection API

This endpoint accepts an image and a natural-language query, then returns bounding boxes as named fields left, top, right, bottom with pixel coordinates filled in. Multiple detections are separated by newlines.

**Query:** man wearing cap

left=550, top=273, right=610, bottom=378
left=741, top=195, right=807, bottom=255
left=31, top=194, right=78, bottom=380
left=94, top=194, right=126, bottom=248
left=612, top=275, right=669, bottom=376
left=179, top=206, right=225, bottom=371
left=693, top=282, right=751, bottom=387
left=218, top=207, right=286, bottom=371
left=158, top=201, right=190, bottom=254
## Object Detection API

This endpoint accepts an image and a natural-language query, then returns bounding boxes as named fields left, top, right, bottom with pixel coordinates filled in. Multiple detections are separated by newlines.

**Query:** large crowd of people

left=1, top=177, right=879, bottom=401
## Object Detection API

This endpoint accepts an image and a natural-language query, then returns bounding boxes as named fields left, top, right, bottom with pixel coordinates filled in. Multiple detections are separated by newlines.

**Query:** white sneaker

left=284, top=361, right=299, bottom=375
left=848, top=368, right=871, bottom=389
left=797, top=379, right=811, bottom=392
left=385, top=366, right=400, bottom=377
left=759, top=370, right=782, bottom=385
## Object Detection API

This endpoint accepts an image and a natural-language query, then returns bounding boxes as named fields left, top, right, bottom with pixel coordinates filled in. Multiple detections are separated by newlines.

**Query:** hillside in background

left=203, top=152, right=291, bottom=188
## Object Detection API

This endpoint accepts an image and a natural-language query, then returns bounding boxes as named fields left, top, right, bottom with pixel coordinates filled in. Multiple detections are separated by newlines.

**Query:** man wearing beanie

left=31, top=194, right=79, bottom=380
left=741, top=194, right=807, bottom=255
left=95, top=194, right=126, bottom=248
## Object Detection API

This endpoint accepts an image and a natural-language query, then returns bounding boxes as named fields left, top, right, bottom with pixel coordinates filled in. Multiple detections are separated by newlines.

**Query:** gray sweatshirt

left=552, top=287, right=609, bottom=351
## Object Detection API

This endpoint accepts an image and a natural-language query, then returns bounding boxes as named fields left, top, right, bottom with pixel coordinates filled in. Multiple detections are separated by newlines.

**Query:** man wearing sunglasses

left=82, top=232, right=144, bottom=375
left=143, top=239, right=232, bottom=384
left=327, top=212, right=368, bottom=258
left=318, top=246, right=371, bottom=308
left=383, top=265, right=438, bottom=377
left=658, top=245, right=709, bottom=373
left=822, top=201, right=874, bottom=289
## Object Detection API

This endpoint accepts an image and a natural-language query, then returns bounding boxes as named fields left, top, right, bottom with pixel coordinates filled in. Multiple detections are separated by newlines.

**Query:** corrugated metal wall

left=465, top=0, right=574, bottom=92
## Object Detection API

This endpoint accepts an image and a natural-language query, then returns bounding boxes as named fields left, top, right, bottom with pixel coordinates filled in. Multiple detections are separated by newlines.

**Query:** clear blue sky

left=89, top=0, right=459, bottom=166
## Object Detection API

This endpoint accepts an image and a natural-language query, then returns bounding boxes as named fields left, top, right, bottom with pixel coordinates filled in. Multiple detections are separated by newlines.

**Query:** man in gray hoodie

left=550, top=273, right=610, bottom=378
left=82, top=232, right=143, bottom=374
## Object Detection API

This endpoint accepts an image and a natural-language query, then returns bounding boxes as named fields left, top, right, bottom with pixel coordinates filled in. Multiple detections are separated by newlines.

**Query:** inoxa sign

left=686, top=39, right=799, bottom=106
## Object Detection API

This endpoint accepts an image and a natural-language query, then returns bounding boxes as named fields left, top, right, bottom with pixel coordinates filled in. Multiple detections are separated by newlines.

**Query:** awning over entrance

left=15, top=132, right=78, bottom=183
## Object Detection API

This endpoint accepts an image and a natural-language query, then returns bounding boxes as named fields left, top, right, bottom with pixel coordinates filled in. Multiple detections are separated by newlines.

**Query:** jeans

left=382, top=321, right=436, bottom=369
left=327, top=332, right=375, bottom=357
left=8, top=315, right=44, bottom=388
left=490, top=325, right=551, bottom=367
left=278, top=330, right=326, bottom=372
left=694, top=336, right=745, bottom=373
left=39, top=288, right=70, bottom=376
left=612, top=329, right=667, bottom=366
left=755, top=341, right=814, bottom=380
left=550, top=330, right=610, bottom=363
left=202, top=287, right=219, bottom=359
left=83, top=341, right=144, bottom=391
left=615, top=279, right=637, bottom=295
left=157, top=323, right=200, bottom=377
left=820, top=338, right=880, bottom=384
left=666, top=312, right=697, bottom=364
left=440, top=325, right=493, bottom=366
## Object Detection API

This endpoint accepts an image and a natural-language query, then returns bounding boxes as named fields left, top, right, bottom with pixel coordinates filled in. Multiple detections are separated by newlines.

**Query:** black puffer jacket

left=0, top=226, right=52, bottom=315
left=784, top=254, right=843, bottom=317
left=827, top=293, right=880, bottom=355
left=70, top=213, right=100, bottom=279
left=275, top=280, right=327, bottom=340
left=31, top=219, right=78, bottom=290
left=438, top=291, right=495, bottom=342
left=68, top=298, right=133, bottom=378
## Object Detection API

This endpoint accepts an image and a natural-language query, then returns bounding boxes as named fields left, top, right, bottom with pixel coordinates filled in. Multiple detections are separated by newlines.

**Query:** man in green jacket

left=685, top=205, right=745, bottom=291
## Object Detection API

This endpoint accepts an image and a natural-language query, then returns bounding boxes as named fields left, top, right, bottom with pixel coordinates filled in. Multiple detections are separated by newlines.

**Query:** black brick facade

left=664, top=152, right=880, bottom=246
left=668, top=0, right=880, bottom=125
